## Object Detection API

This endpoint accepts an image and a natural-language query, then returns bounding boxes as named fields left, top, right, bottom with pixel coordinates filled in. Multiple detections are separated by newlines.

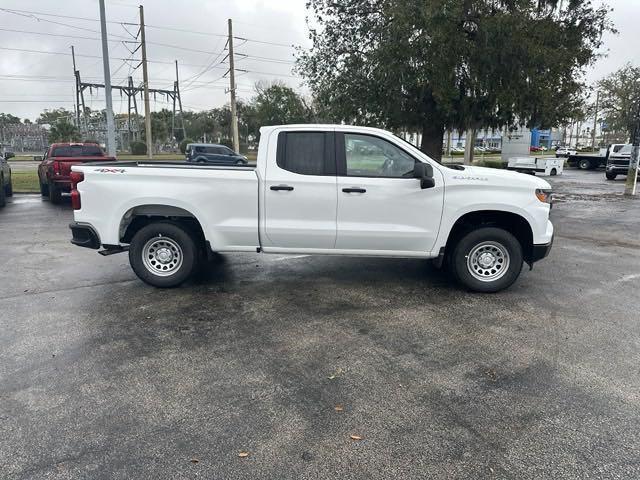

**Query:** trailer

left=507, top=157, right=564, bottom=176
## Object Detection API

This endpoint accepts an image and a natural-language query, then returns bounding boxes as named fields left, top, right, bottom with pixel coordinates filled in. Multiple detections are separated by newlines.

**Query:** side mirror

left=413, top=162, right=435, bottom=189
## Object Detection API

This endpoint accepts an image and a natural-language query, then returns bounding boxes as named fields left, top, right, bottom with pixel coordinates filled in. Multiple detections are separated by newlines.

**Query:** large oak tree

left=297, top=0, right=613, bottom=160
left=597, top=64, right=640, bottom=141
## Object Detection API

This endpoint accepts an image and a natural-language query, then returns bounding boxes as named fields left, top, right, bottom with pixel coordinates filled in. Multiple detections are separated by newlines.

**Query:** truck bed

left=73, top=160, right=260, bottom=248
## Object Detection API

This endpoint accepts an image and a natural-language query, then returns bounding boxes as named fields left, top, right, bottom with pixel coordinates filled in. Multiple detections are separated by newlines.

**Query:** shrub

left=477, top=159, right=507, bottom=169
left=179, top=138, right=194, bottom=154
left=130, top=141, right=147, bottom=155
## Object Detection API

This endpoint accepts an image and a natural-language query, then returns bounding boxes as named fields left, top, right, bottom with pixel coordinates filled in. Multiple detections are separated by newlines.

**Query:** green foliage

left=597, top=64, right=640, bottom=141
left=0, top=113, right=21, bottom=125
left=130, top=141, right=147, bottom=155
left=37, top=108, right=74, bottom=125
left=252, top=81, right=311, bottom=127
left=179, top=138, right=194, bottom=154
left=297, top=0, right=614, bottom=160
left=48, top=120, right=80, bottom=143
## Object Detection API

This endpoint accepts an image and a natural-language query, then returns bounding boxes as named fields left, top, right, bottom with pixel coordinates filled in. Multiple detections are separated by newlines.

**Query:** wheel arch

left=119, top=204, right=206, bottom=246
left=443, top=210, right=535, bottom=264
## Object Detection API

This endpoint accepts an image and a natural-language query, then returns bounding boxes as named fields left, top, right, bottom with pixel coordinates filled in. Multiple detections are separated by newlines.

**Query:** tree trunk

left=420, top=121, right=445, bottom=162
left=464, top=128, right=477, bottom=165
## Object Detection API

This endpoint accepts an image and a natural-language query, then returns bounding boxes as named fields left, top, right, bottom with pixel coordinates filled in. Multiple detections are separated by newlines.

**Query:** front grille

left=612, top=159, right=629, bottom=166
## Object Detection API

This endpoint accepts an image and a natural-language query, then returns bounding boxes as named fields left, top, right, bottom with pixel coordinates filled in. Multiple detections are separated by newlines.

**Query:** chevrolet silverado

left=69, top=125, right=554, bottom=292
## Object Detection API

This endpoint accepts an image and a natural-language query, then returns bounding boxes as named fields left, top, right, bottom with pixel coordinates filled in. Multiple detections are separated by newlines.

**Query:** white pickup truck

left=69, top=124, right=554, bottom=292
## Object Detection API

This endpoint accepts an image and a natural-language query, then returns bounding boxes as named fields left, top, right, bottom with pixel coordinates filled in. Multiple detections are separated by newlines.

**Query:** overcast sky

left=0, top=0, right=637, bottom=121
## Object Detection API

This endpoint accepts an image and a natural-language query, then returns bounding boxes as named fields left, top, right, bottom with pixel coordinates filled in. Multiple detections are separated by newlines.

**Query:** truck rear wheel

left=5, top=174, right=12, bottom=197
left=605, top=171, right=617, bottom=180
left=449, top=227, right=523, bottom=293
left=0, top=175, right=5, bottom=207
left=40, top=178, right=49, bottom=197
left=129, top=222, right=200, bottom=288
left=48, top=180, right=62, bottom=204
left=578, top=158, right=592, bottom=170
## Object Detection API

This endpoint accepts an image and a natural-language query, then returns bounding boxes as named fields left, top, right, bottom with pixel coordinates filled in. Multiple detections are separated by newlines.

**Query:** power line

left=233, top=36, right=293, bottom=48
left=144, top=23, right=227, bottom=39
left=236, top=53, right=296, bottom=65
left=0, top=46, right=228, bottom=69
left=0, top=8, right=132, bottom=40
left=0, top=8, right=127, bottom=25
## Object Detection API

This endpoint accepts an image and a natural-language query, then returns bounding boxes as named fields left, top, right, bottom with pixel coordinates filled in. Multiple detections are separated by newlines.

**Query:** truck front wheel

left=129, top=222, right=200, bottom=287
left=605, top=171, right=617, bottom=180
left=449, top=227, right=523, bottom=293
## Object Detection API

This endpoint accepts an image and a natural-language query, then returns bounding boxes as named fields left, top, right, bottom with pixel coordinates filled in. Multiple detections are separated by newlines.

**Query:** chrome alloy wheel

left=142, top=236, right=183, bottom=276
left=466, top=241, right=510, bottom=282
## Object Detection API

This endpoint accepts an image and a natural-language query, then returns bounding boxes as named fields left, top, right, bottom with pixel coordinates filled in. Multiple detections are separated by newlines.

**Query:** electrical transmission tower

left=73, top=69, right=185, bottom=151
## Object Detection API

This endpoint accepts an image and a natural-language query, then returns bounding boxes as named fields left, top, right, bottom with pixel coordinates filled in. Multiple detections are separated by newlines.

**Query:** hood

left=445, top=165, right=552, bottom=190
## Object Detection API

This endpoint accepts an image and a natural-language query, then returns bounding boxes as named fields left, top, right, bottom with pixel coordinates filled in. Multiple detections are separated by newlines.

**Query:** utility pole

left=592, top=90, right=599, bottom=149
left=139, top=5, right=153, bottom=158
left=624, top=101, right=640, bottom=196
left=71, top=46, right=81, bottom=129
left=227, top=18, right=240, bottom=153
left=98, top=0, right=116, bottom=156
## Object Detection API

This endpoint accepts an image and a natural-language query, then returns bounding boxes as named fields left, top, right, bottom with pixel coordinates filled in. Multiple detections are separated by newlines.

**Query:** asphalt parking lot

left=1, top=169, right=639, bottom=479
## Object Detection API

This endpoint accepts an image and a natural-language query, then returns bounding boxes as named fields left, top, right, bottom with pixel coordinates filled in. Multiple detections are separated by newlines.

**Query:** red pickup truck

left=38, top=143, right=116, bottom=204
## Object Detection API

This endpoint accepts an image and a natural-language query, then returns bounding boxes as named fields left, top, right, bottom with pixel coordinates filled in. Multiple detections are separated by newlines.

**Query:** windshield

left=51, top=145, right=104, bottom=157
left=619, top=145, right=632, bottom=155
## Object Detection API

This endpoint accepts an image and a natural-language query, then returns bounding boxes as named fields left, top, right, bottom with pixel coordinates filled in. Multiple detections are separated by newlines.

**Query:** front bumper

left=530, top=234, right=553, bottom=263
left=69, top=222, right=101, bottom=249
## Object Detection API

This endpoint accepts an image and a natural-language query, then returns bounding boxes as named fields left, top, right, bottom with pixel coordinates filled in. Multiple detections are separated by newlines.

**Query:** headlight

left=535, top=188, right=553, bottom=204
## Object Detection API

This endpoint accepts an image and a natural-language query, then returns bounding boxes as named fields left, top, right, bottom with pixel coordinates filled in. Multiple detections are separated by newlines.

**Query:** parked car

left=0, top=151, right=14, bottom=208
left=38, top=143, right=116, bottom=204
left=556, top=146, right=577, bottom=158
left=69, top=124, right=554, bottom=293
left=185, top=143, right=248, bottom=165
left=530, top=146, right=542, bottom=152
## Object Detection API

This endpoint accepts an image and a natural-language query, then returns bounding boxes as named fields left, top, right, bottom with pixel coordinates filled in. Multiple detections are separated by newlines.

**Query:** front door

left=263, top=130, right=337, bottom=249
left=335, top=132, right=444, bottom=254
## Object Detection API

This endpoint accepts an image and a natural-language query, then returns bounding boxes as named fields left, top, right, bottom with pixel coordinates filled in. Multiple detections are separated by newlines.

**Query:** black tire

left=48, top=180, right=62, bottom=204
left=235, top=160, right=246, bottom=165
left=449, top=227, right=523, bottom=293
left=128, top=222, right=200, bottom=288
left=5, top=174, right=12, bottom=196
left=550, top=168, right=557, bottom=176
left=605, top=171, right=617, bottom=180
left=0, top=175, right=5, bottom=208
left=40, top=181, right=49, bottom=197
left=578, top=158, right=592, bottom=170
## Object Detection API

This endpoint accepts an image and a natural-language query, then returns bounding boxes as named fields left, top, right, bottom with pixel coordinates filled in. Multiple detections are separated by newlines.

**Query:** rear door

left=263, top=130, right=337, bottom=249
left=335, top=132, right=444, bottom=254
left=205, top=146, right=227, bottom=163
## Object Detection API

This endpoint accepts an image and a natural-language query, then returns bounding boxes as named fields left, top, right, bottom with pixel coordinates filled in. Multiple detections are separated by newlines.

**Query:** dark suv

left=185, top=143, right=248, bottom=165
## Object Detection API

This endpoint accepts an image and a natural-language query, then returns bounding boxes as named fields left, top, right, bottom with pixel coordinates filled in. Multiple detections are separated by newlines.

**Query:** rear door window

left=276, top=132, right=335, bottom=176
